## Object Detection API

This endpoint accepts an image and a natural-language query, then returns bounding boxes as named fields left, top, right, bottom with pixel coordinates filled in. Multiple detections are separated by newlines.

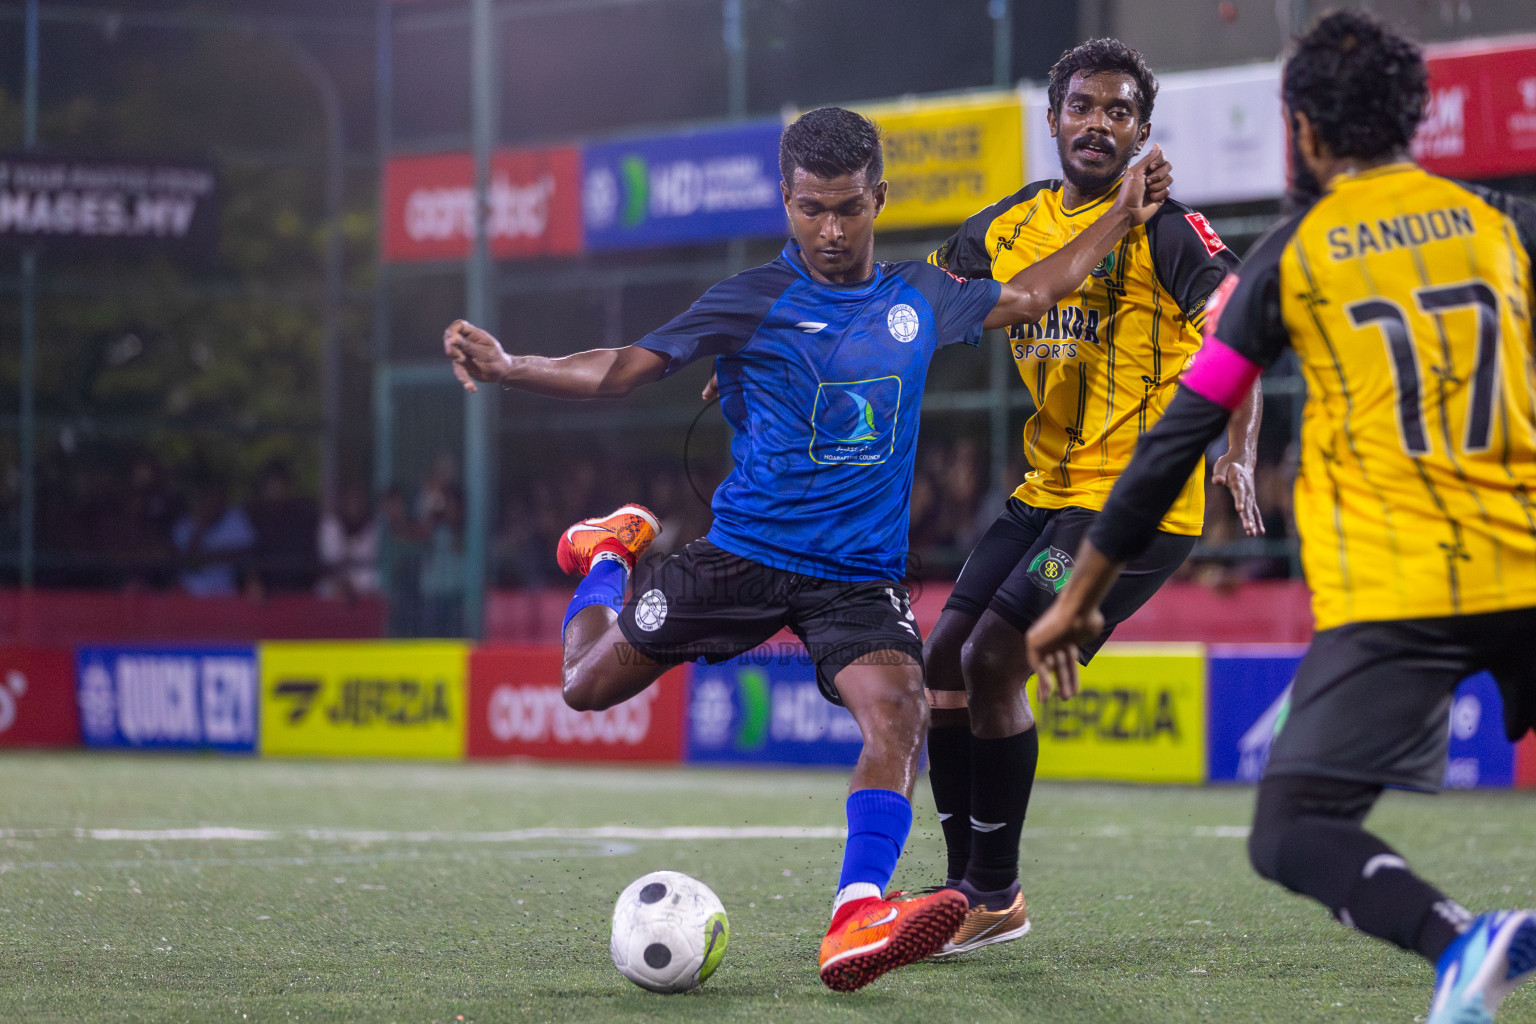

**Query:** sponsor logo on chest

left=1009, top=304, right=1101, bottom=360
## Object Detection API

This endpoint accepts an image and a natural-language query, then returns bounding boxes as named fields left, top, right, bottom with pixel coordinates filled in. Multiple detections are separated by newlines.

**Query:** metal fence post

left=18, top=0, right=40, bottom=588
left=463, top=0, right=499, bottom=639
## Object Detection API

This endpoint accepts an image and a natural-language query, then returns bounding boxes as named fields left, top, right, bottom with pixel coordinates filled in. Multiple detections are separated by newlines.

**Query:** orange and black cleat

left=818, top=889, right=967, bottom=992
left=555, top=504, right=661, bottom=576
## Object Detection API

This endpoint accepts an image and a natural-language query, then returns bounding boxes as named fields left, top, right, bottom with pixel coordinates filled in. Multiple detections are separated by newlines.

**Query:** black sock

left=1316, top=830, right=1467, bottom=962
left=925, top=722, right=973, bottom=885
left=1251, top=777, right=1470, bottom=965
left=963, top=728, right=1039, bottom=894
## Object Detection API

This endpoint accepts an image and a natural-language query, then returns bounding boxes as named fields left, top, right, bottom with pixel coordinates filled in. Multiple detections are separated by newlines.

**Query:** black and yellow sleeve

left=1458, top=180, right=1536, bottom=278
left=927, top=181, right=1057, bottom=281
left=1145, top=201, right=1243, bottom=333
left=1211, top=208, right=1308, bottom=369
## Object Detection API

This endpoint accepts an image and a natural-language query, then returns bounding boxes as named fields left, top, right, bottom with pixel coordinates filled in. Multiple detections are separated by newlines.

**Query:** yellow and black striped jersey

left=1210, top=163, right=1536, bottom=630
left=930, top=180, right=1240, bottom=535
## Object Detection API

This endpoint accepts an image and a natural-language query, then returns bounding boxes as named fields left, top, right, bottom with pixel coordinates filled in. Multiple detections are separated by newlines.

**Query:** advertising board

left=77, top=645, right=257, bottom=752
left=382, top=147, right=582, bottom=262
left=260, top=641, right=467, bottom=759
left=0, top=647, right=78, bottom=748
left=467, top=646, right=687, bottom=762
left=860, top=92, right=1024, bottom=231
left=0, top=154, right=217, bottom=253
left=687, top=644, right=863, bottom=767
left=1035, top=644, right=1207, bottom=784
left=582, top=120, right=786, bottom=250
left=1414, top=38, right=1536, bottom=180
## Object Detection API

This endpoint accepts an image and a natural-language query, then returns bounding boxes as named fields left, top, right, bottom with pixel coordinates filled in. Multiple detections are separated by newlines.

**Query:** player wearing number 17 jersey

left=1027, top=15, right=1536, bottom=1023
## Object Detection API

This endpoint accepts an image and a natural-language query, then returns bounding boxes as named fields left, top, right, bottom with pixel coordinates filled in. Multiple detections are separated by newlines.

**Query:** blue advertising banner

left=1206, top=646, right=1513, bottom=788
left=687, top=644, right=862, bottom=766
left=1445, top=672, right=1515, bottom=789
left=1206, top=646, right=1305, bottom=784
left=582, top=120, right=787, bottom=250
left=77, top=645, right=258, bottom=752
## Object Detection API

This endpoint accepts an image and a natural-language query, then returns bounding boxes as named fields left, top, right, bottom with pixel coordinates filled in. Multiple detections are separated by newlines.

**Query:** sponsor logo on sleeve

left=1201, top=273, right=1240, bottom=340
left=1184, top=211, right=1227, bottom=257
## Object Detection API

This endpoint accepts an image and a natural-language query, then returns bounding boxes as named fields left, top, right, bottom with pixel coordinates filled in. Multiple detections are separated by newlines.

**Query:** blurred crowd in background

left=0, top=385, right=1300, bottom=611
left=7, top=450, right=383, bottom=601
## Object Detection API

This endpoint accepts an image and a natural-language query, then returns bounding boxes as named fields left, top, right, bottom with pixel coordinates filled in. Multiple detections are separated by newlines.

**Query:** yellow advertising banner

left=1035, top=643, right=1206, bottom=784
left=259, top=641, right=468, bottom=759
left=858, top=92, right=1024, bottom=231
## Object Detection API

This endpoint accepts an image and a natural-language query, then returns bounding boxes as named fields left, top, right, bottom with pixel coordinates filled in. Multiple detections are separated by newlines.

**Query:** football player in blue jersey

left=445, top=106, right=1169, bottom=992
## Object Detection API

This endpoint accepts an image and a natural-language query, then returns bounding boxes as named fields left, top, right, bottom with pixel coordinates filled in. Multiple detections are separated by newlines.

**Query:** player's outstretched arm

left=445, top=319, right=667, bottom=399
left=1211, top=379, right=1265, bottom=537
left=983, top=145, right=1171, bottom=330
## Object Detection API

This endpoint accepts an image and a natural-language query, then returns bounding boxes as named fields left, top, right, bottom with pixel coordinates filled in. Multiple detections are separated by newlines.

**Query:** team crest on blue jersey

left=809, top=377, right=901, bottom=465
left=886, top=303, right=920, bottom=343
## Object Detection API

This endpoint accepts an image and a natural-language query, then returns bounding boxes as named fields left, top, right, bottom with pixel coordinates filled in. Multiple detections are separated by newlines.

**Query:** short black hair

left=1283, top=11, right=1427, bottom=160
left=779, top=106, right=883, bottom=185
left=1047, top=38, right=1158, bottom=125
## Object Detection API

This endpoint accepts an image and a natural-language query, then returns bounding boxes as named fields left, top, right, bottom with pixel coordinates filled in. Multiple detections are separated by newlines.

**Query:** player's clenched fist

left=444, top=319, right=513, bottom=393
left=1112, top=144, right=1171, bottom=226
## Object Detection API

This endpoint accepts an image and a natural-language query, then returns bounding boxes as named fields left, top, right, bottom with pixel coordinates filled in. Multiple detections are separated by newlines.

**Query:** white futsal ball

left=610, top=870, right=729, bottom=993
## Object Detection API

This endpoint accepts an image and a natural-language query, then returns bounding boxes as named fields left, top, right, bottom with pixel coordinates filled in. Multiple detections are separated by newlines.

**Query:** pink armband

left=1181, top=337, right=1261, bottom=411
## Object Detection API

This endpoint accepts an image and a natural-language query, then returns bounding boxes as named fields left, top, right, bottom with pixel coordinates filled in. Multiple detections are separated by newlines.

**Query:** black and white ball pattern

left=610, top=870, right=727, bottom=994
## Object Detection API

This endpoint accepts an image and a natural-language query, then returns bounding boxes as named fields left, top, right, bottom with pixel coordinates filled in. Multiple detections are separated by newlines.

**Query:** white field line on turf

left=0, top=824, right=1256, bottom=842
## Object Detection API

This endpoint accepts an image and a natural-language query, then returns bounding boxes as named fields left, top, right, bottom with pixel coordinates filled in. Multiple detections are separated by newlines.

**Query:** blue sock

left=835, top=789, right=912, bottom=910
left=561, top=556, right=629, bottom=640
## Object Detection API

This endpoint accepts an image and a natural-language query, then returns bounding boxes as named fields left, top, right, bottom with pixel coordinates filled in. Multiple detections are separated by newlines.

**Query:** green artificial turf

left=0, top=753, right=1532, bottom=1023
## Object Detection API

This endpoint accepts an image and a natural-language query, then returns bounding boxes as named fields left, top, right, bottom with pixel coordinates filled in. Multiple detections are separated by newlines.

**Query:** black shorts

left=616, top=539, right=923, bottom=705
left=1266, top=606, right=1536, bottom=792
left=944, top=499, right=1196, bottom=662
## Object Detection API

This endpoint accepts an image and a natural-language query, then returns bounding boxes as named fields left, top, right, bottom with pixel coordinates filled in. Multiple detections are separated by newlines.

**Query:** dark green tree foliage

left=0, top=22, right=377, bottom=582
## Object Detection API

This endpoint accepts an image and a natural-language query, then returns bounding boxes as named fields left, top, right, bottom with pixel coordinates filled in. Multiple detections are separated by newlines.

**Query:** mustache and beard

left=1056, top=131, right=1132, bottom=194
left=1284, top=122, right=1325, bottom=213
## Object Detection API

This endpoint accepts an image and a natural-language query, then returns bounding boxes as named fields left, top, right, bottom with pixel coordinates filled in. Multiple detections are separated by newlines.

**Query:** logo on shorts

left=634, top=589, right=668, bottom=632
left=887, top=303, right=920, bottom=343
left=1028, top=546, right=1074, bottom=594
left=885, top=587, right=919, bottom=640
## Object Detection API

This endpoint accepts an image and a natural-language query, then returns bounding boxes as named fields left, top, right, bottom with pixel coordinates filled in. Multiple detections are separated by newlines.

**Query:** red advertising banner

left=1518, top=733, right=1536, bottom=789
left=0, top=647, right=79, bottom=748
left=1414, top=37, right=1536, bottom=180
left=467, top=646, right=687, bottom=762
left=382, top=148, right=582, bottom=263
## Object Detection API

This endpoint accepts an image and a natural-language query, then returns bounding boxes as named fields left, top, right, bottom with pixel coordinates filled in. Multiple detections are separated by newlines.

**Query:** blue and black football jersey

left=636, top=239, right=1001, bottom=581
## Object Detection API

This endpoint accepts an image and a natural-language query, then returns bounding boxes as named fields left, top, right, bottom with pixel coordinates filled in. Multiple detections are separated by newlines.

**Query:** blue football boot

left=1428, top=910, right=1536, bottom=1024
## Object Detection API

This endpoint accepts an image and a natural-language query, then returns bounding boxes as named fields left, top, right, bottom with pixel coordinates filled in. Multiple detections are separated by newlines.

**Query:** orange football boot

left=555, top=504, right=661, bottom=576
left=818, top=889, right=967, bottom=992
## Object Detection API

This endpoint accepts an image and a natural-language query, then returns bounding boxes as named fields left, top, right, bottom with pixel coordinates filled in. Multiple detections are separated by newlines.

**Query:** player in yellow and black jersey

left=918, top=38, right=1265, bottom=955
left=1028, top=15, right=1536, bottom=1023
